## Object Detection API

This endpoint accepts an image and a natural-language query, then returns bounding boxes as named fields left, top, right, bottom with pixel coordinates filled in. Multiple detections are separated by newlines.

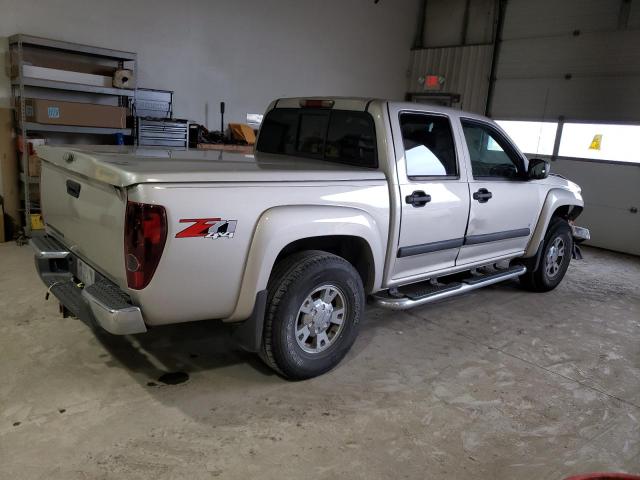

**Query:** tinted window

left=400, top=113, right=457, bottom=177
left=255, top=108, right=298, bottom=155
left=257, top=108, right=377, bottom=167
left=325, top=110, right=376, bottom=167
left=461, top=120, right=524, bottom=178
left=297, top=113, right=329, bottom=156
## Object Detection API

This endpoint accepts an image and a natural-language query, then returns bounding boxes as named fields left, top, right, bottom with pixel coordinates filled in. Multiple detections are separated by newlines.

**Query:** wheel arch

left=274, top=235, right=376, bottom=293
left=524, top=188, right=584, bottom=257
left=226, top=205, right=385, bottom=322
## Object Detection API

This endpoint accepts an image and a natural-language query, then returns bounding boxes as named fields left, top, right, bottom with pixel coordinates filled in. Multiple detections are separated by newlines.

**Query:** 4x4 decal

left=176, top=218, right=237, bottom=239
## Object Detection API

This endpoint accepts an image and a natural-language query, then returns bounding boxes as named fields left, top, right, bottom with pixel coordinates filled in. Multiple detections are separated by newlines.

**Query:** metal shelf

left=10, top=34, right=137, bottom=237
left=20, top=122, right=131, bottom=135
left=13, top=77, right=135, bottom=97
left=9, top=34, right=136, bottom=61
left=19, top=173, right=40, bottom=184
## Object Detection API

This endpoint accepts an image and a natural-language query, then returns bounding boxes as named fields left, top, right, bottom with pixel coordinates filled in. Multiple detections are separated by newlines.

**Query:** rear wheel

left=262, top=250, right=364, bottom=380
left=520, top=217, right=573, bottom=292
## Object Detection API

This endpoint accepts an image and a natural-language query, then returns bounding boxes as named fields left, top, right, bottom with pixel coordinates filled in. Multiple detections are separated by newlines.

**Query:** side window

left=400, top=113, right=457, bottom=177
left=256, top=108, right=298, bottom=155
left=461, top=120, right=524, bottom=179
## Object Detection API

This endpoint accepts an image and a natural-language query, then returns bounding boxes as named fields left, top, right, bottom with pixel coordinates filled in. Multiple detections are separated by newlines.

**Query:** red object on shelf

left=564, top=474, right=640, bottom=480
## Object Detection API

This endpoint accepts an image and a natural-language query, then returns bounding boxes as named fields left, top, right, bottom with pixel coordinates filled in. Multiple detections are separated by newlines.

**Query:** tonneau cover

left=36, top=145, right=386, bottom=187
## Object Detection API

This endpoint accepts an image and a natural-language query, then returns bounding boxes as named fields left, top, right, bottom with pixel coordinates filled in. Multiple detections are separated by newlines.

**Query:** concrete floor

left=1, top=243, right=639, bottom=480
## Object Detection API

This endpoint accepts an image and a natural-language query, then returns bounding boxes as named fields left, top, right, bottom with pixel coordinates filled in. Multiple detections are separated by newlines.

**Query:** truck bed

left=36, top=145, right=387, bottom=187
left=36, top=145, right=390, bottom=324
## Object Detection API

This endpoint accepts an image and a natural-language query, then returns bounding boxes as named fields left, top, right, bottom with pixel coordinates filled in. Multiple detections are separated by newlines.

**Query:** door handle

left=473, top=188, right=492, bottom=203
left=66, top=179, right=81, bottom=198
left=405, top=190, right=431, bottom=207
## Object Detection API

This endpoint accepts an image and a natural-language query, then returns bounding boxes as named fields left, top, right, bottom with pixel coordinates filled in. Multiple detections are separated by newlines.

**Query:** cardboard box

left=229, top=123, right=257, bottom=145
left=24, top=98, right=127, bottom=128
left=17, top=136, right=46, bottom=154
left=30, top=213, right=44, bottom=230
left=28, top=155, right=42, bottom=177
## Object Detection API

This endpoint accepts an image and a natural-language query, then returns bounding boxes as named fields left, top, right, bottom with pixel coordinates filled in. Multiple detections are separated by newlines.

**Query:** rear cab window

left=256, top=108, right=377, bottom=168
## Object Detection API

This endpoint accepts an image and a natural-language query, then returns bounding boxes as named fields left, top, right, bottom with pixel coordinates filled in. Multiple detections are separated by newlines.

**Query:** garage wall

left=0, top=0, right=419, bottom=212
left=489, top=0, right=640, bottom=255
left=0, top=0, right=419, bottom=125
left=407, top=0, right=496, bottom=113
left=407, top=44, right=493, bottom=113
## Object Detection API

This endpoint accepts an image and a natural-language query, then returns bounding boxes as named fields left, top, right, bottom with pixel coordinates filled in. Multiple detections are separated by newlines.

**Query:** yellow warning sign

left=589, top=134, right=602, bottom=150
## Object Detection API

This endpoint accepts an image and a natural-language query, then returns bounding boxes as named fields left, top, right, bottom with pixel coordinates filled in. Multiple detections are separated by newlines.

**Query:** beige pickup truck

left=31, top=97, right=589, bottom=379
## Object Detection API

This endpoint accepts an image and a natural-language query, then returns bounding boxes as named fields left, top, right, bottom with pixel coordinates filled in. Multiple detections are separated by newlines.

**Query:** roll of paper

left=113, top=69, right=135, bottom=89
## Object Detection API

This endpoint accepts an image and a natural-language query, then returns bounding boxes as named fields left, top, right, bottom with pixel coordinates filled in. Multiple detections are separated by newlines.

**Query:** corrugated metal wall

left=408, top=44, right=494, bottom=113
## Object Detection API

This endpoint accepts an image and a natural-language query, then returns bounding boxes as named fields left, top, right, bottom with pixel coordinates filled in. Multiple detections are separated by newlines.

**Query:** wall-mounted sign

left=589, top=134, right=602, bottom=150
left=418, top=74, right=445, bottom=91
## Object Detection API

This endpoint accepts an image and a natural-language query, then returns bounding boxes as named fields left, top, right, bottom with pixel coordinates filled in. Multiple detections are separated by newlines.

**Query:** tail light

left=299, top=99, right=334, bottom=108
left=124, top=201, right=167, bottom=290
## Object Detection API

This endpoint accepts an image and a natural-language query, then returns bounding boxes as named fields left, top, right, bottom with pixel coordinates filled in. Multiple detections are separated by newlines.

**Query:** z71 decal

left=176, top=218, right=237, bottom=239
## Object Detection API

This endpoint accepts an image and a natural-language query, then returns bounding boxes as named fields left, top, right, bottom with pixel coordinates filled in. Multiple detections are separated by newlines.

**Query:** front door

left=390, top=108, right=470, bottom=281
left=456, top=119, right=545, bottom=266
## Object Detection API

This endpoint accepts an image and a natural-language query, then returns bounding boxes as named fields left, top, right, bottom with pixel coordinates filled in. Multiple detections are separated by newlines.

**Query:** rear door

left=389, top=106, right=471, bottom=281
left=456, top=119, right=545, bottom=265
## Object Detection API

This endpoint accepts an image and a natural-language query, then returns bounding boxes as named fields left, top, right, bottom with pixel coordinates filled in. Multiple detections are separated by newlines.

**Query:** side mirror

left=527, top=158, right=550, bottom=179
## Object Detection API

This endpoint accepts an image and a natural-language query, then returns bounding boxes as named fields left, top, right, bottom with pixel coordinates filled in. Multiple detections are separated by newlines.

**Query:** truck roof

left=272, top=97, right=492, bottom=123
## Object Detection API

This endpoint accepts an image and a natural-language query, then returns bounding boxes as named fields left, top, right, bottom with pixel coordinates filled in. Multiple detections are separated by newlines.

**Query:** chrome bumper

left=29, top=235, right=147, bottom=335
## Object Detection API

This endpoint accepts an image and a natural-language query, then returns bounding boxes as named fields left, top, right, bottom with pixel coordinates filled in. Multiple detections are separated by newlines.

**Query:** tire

left=520, top=217, right=573, bottom=292
left=261, top=250, right=364, bottom=380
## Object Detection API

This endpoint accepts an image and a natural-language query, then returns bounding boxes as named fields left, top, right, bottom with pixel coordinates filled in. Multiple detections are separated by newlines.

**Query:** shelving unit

left=12, top=77, right=136, bottom=97
left=19, top=122, right=132, bottom=136
left=9, top=34, right=137, bottom=237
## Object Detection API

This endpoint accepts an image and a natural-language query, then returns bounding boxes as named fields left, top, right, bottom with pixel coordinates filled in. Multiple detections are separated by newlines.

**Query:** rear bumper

left=30, top=235, right=147, bottom=335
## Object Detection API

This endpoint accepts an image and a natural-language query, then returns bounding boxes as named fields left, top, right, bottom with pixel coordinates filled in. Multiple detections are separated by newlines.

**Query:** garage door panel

left=551, top=160, right=640, bottom=257
left=551, top=159, right=640, bottom=211
left=492, top=0, right=639, bottom=256
left=497, top=31, right=640, bottom=79
left=574, top=204, right=640, bottom=256
left=502, top=0, right=619, bottom=39
left=631, top=0, right=640, bottom=29
left=491, top=77, right=640, bottom=122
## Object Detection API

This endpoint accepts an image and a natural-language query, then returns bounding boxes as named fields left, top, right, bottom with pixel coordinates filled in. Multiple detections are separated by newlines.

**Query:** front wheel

left=520, top=217, right=573, bottom=292
left=261, top=250, right=364, bottom=380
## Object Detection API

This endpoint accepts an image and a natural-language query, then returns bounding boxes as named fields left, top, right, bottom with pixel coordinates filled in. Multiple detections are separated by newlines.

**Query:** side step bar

left=372, top=265, right=527, bottom=311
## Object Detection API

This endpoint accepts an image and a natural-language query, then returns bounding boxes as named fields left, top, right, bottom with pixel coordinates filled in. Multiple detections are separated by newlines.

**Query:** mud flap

left=230, top=290, right=268, bottom=353
left=572, top=243, right=583, bottom=260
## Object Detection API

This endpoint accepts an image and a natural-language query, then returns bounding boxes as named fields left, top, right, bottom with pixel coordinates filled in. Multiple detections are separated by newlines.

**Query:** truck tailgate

left=40, top=162, right=127, bottom=287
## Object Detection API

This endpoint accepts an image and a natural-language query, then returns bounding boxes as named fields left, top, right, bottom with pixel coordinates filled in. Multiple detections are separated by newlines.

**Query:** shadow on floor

left=90, top=280, right=526, bottom=389
left=93, top=319, right=277, bottom=386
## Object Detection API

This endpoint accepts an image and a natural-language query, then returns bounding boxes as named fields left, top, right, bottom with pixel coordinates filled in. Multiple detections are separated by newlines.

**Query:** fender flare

left=525, top=188, right=584, bottom=257
left=226, top=205, right=385, bottom=322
